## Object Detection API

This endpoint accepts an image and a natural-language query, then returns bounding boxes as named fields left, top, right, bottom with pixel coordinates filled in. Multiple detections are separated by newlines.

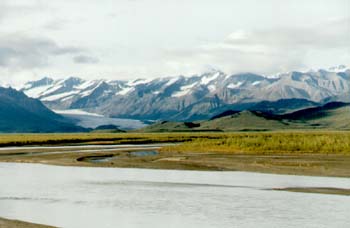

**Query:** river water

left=0, top=162, right=349, bottom=228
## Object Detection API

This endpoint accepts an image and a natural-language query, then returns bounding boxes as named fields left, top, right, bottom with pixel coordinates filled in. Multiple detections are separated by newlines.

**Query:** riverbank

left=0, top=217, right=55, bottom=228
left=0, top=132, right=349, bottom=178
left=273, top=187, right=350, bottom=196
left=0, top=144, right=350, bottom=178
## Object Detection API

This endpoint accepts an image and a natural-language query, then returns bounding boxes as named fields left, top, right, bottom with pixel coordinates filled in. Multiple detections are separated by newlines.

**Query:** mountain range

left=17, top=65, right=350, bottom=121
left=0, top=65, right=349, bottom=133
left=1, top=84, right=348, bottom=133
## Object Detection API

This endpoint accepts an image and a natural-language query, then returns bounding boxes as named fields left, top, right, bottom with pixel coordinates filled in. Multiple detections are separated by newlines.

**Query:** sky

left=0, top=0, right=349, bottom=85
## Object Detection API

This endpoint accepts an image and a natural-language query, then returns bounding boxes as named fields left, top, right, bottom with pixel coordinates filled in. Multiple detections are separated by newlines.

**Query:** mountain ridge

left=18, top=66, right=350, bottom=121
left=138, top=101, right=350, bottom=132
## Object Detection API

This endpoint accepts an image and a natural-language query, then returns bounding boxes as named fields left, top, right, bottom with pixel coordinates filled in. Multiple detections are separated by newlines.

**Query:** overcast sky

left=0, top=0, right=349, bottom=85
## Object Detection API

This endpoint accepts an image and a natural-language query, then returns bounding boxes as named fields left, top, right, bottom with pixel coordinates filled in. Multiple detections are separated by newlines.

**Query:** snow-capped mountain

left=19, top=66, right=350, bottom=121
left=22, top=77, right=126, bottom=109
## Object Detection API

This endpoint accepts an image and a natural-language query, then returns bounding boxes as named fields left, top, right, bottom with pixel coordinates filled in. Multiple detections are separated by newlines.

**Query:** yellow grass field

left=0, top=131, right=349, bottom=155
left=161, top=131, right=350, bottom=155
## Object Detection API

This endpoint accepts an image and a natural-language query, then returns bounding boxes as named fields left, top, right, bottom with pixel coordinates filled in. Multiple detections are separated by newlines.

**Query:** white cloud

left=0, top=0, right=349, bottom=84
left=161, top=17, right=350, bottom=75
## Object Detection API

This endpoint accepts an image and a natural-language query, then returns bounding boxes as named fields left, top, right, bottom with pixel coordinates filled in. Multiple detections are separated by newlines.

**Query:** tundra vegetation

left=0, top=132, right=349, bottom=155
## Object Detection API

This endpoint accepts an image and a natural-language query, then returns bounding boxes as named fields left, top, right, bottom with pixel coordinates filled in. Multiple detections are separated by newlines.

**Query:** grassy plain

left=161, top=131, right=350, bottom=155
left=0, top=133, right=202, bottom=146
left=0, top=131, right=350, bottom=178
left=0, top=132, right=349, bottom=155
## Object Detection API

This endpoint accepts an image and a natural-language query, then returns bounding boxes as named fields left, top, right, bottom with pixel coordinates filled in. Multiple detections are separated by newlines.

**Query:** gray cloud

left=1, top=0, right=349, bottom=83
left=0, top=35, right=83, bottom=69
left=73, top=55, right=100, bottom=64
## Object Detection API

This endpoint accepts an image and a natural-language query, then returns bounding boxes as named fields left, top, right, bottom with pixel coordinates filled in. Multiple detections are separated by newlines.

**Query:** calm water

left=0, top=162, right=349, bottom=228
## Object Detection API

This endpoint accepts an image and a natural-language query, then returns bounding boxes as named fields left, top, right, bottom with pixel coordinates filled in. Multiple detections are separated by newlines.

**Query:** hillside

left=138, top=102, right=350, bottom=132
left=0, top=87, right=86, bottom=133
left=138, top=111, right=290, bottom=132
left=138, top=121, right=203, bottom=133
left=199, top=111, right=290, bottom=131
left=281, top=102, right=350, bottom=129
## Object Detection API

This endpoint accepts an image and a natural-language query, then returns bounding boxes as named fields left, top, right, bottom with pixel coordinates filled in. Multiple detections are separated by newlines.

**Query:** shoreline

left=273, top=187, right=350, bottom=196
left=1, top=147, right=350, bottom=178
left=0, top=217, right=55, bottom=228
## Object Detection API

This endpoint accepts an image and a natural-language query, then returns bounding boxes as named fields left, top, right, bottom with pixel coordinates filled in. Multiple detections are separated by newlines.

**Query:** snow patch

left=80, top=81, right=104, bottom=97
left=252, top=81, right=261, bottom=86
left=127, top=78, right=153, bottom=86
left=172, top=82, right=197, bottom=97
left=208, top=85, right=216, bottom=92
left=227, top=82, right=243, bottom=89
left=116, top=87, right=134, bottom=95
left=201, top=72, right=220, bottom=85
left=24, top=85, right=52, bottom=98
left=53, top=109, right=103, bottom=117
left=40, top=82, right=65, bottom=96
left=165, top=77, right=180, bottom=87
left=80, top=89, right=95, bottom=97
left=61, top=96, right=74, bottom=102
left=42, top=91, right=80, bottom=101
left=74, top=80, right=95, bottom=90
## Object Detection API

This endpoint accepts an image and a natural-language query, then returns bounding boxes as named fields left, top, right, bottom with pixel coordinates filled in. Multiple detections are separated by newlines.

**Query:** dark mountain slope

left=249, top=99, right=319, bottom=114
left=281, top=102, right=349, bottom=120
left=280, top=102, right=350, bottom=129
left=0, top=87, right=86, bottom=133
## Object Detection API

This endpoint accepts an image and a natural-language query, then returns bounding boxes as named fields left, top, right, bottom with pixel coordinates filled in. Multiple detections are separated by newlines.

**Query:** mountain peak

left=25, top=77, right=54, bottom=89
left=63, top=77, right=84, bottom=86
left=328, top=65, right=348, bottom=72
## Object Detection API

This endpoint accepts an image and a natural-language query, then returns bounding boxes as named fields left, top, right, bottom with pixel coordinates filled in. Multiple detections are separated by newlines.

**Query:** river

left=0, top=162, right=349, bottom=228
